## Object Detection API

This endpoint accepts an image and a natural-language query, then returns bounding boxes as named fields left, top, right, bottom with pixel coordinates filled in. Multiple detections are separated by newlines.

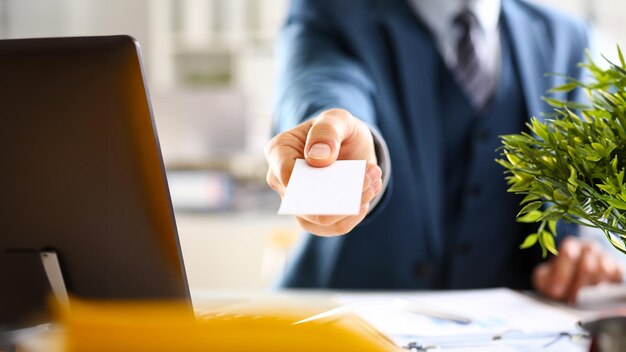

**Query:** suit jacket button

left=414, top=263, right=431, bottom=278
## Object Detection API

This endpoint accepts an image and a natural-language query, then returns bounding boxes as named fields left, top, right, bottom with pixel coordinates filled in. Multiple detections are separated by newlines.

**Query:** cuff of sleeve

left=368, top=125, right=391, bottom=214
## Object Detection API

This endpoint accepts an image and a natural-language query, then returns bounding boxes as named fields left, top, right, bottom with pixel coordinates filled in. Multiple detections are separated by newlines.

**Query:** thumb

left=305, top=109, right=355, bottom=167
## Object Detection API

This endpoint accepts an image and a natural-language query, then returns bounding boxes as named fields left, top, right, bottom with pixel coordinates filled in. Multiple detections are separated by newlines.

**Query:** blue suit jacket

left=274, top=0, right=588, bottom=289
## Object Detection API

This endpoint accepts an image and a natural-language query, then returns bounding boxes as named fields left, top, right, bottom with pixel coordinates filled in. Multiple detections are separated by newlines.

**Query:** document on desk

left=335, top=288, right=587, bottom=351
left=278, top=159, right=366, bottom=215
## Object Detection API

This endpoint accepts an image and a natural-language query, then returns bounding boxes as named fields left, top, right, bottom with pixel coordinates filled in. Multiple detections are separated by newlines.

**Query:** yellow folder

left=56, top=297, right=400, bottom=351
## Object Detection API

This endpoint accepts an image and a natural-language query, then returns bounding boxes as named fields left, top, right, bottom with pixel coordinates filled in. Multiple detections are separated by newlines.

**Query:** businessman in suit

left=265, top=0, right=623, bottom=301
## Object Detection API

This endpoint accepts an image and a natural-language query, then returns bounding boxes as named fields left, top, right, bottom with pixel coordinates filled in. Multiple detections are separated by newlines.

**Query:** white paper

left=278, top=159, right=366, bottom=215
left=335, top=288, right=584, bottom=350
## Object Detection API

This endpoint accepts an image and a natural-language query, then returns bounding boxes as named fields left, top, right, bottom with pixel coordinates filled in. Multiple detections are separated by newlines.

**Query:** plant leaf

left=521, top=193, right=541, bottom=204
left=517, top=210, right=542, bottom=223
left=548, top=81, right=579, bottom=93
left=548, top=220, right=558, bottom=236
left=517, top=201, right=543, bottom=216
left=519, top=233, right=539, bottom=249
left=541, top=231, right=558, bottom=256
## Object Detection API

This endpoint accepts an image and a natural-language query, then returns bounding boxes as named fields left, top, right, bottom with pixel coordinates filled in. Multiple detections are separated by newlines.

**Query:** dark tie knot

left=454, top=10, right=479, bottom=33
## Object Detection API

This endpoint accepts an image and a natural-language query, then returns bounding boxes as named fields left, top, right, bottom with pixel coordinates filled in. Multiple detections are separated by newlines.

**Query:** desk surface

left=15, top=286, right=625, bottom=352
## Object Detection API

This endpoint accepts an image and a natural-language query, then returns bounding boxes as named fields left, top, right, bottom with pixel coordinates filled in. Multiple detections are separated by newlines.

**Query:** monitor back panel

left=0, top=36, right=190, bottom=329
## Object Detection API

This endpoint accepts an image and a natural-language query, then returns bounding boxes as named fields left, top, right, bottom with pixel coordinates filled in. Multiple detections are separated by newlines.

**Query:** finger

left=362, top=175, right=383, bottom=204
left=266, top=169, right=286, bottom=197
left=362, top=163, right=383, bottom=192
left=602, top=256, right=624, bottom=282
left=305, top=109, right=356, bottom=168
left=597, top=255, right=614, bottom=282
left=547, top=237, right=581, bottom=300
left=567, top=243, right=601, bottom=303
left=532, top=262, right=552, bottom=297
left=299, top=214, right=350, bottom=227
left=264, top=120, right=313, bottom=187
left=299, top=165, right=382, bottom=226
left=296, top=203, right=371, bottom=237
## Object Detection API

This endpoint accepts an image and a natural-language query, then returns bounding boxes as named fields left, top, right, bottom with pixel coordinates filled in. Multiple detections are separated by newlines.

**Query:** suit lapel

left=502, top=0, right=550, bottom=120
left=378, top=0, right=444, bottom=260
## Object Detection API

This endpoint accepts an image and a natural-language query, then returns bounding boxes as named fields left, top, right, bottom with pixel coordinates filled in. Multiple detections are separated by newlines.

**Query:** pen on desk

left=392, top=298, right=473, bottom=325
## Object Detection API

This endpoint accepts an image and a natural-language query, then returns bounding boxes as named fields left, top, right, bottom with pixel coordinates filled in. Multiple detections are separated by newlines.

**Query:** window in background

left=0, top=0, right=298, bottom=291
left=533, top=0, right=626, bottom=61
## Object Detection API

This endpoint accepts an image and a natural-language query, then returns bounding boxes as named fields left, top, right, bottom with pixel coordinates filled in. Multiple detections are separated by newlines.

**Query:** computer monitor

left=0, top=36, right=191, bottom=331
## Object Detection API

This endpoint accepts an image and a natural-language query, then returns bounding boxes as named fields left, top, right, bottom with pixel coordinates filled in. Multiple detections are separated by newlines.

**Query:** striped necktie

left=453, top=10, right=495, bottom=111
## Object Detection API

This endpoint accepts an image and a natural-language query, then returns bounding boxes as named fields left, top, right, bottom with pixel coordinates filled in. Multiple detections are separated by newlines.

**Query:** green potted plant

left=497, top=47, right=626, bottom=352
left=498, top=47, right=626, bottom=256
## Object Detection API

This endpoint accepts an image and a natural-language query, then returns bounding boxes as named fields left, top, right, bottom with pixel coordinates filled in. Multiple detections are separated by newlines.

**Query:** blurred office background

left=1, top=0, right=624, bottom=291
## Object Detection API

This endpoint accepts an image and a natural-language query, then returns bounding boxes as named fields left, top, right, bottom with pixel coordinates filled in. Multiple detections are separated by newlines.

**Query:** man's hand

left=265, top=109, right=383, bottom=236
left=532, top=237, right=623, bottom=303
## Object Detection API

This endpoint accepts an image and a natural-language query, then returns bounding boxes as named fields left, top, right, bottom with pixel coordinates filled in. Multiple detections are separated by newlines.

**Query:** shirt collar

left=408, top=0, right=501, bottom=37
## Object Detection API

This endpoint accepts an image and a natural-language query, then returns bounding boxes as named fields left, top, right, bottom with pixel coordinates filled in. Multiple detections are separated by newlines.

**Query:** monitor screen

left=0, top=36, right=190, bottom=331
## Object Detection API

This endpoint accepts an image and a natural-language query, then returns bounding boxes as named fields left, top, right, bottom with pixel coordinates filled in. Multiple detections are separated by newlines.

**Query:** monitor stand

left=39, top=251, right=70, bottom=309
left=0, top=250, right=69, bottom=352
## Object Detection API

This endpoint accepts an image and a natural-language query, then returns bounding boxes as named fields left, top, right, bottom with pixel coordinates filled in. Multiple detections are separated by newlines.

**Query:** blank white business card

left=278, top=159, right=367, bottom=215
